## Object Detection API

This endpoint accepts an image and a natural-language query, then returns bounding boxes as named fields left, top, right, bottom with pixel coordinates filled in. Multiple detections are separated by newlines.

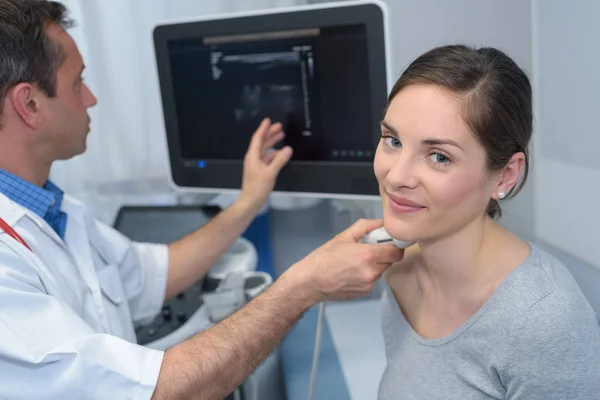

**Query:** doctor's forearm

left=151, top=269, right=315, bottom=400
left=165, top=199, right=260, bottom=300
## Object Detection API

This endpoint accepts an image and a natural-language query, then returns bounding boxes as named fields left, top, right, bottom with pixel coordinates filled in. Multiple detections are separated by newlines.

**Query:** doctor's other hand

left=284, top=219, right=406, bottom=303
left=238, top=118, right=293, bottom=212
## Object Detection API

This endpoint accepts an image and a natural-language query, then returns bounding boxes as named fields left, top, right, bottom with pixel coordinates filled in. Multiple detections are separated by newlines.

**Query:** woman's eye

left=429, top=152, right=450, bottom=165
left=383, top=136, right=402, bottom=148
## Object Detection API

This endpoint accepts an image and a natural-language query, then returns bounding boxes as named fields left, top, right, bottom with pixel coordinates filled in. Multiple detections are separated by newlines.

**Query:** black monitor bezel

left=153, top=2, right=389, bottom=196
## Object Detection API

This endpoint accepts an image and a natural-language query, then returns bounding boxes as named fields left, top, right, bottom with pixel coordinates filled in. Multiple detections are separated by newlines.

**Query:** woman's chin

left=383, top=222, right=417, bottom=243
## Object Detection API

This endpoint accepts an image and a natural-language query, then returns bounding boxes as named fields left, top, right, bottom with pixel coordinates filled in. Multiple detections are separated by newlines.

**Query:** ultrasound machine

left=123, top=1, right=393, bottom=399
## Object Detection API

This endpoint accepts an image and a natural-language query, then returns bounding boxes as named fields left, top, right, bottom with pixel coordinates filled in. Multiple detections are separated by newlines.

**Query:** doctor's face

left=373, top=84, right=498, bottom=244
left=42, top=24, right=97, bottom=160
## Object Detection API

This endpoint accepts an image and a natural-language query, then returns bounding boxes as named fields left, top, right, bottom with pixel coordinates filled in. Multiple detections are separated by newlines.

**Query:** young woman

left=376, top=45, right=600, bottom=399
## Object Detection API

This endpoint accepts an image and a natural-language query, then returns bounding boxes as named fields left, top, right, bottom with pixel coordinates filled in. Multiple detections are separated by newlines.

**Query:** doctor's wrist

left=233, top=194, right=266, bottom=218
left=277, top=264, right=322, bottom=309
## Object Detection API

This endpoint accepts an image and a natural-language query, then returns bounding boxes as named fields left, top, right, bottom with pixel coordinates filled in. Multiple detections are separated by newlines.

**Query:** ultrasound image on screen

left=209, top=49, right=324, bottom=160
left=219, top=53, right=304, bottom=123
left=167, top=25, right=374, bottom=163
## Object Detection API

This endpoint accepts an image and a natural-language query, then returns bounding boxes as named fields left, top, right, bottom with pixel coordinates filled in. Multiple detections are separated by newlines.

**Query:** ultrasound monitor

left=153, top=1, right=391, bottom=197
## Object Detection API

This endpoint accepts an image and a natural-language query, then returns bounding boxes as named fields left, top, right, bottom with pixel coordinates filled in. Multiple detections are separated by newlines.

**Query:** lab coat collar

left=0, top=191, right=112, bottom=268
left=0, top=192, right=70, bottom=252
left=0, top=192, right=27, bottom=227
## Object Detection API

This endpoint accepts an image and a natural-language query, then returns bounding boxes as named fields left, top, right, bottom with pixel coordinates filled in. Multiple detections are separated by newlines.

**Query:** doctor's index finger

left=266, top=121, right=283, bottom=137
left=365, top=244, right=405, bottom=264
left=340, top=218, right=383, bottom=242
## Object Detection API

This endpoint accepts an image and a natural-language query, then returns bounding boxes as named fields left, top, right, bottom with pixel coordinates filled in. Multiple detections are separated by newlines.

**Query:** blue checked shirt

left=0, top=170, right=68, bottom=239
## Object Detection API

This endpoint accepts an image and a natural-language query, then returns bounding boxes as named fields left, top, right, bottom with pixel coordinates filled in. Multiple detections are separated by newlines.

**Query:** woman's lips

left=387, top=194, right=425, bottom=213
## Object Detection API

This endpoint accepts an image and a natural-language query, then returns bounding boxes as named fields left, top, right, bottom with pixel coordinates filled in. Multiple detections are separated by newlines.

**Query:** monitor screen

left=154, top=1, right=390, bottom=196
left=169, top=24, right=374, bottom=163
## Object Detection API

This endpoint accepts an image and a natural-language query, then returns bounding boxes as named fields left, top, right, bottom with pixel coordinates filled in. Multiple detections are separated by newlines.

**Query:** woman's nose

left=386, top=152, right=419, bottom=189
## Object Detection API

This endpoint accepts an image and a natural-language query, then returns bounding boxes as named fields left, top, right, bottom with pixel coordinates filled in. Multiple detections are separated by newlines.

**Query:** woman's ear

left=491, top=152, right=525, bottom=200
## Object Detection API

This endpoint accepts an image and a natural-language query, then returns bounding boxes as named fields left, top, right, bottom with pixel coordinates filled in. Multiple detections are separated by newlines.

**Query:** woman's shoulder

left=499, top=248, right=600, bottom=367
left=503, top=242, right=597, bottom=325
left=497, top=247, right=600, bottom=397
left=521, top=243, right=588, bottom=298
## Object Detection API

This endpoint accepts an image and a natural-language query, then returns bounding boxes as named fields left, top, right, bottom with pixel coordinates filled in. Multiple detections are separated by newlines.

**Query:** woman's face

left=374, top=84, right=500, bottom=243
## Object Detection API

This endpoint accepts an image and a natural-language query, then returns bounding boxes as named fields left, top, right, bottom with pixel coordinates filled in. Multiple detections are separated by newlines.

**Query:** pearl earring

left=498, top=192, right=506, bottom=199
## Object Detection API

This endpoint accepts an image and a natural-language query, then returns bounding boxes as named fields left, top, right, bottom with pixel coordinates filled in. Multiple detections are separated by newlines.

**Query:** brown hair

left=387, top=45, right=532, bottom=219
left=0, top=0, right=74, bottom=123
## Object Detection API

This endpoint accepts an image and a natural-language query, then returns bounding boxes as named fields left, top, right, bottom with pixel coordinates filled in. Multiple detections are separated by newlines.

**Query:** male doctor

left=0, top=1, right=405, bottom=399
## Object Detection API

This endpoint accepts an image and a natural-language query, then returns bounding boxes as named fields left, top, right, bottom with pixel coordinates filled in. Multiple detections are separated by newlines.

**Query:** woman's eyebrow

left=381, top=120, right=464, bottom=151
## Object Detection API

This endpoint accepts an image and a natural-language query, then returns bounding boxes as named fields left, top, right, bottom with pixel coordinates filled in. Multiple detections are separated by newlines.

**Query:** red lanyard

left=0, top=218, right=32, bottom=251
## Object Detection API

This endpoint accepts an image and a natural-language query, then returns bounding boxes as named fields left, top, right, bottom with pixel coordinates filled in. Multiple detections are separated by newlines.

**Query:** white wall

left=532, top=0, right=600, bottom=269
left=368, top=0, right=536, bottom=240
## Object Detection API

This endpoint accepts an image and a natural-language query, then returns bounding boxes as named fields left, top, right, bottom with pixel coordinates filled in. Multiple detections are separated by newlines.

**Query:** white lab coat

left=0, top=192, right=169, bottom=399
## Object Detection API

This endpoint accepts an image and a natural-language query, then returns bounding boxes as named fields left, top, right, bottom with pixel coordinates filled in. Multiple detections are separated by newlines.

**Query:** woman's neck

left=416, top=216, right=513, bottom=303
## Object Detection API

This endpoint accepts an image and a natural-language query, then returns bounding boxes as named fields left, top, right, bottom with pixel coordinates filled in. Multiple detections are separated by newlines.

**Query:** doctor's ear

left=491, top=152, right=526, bottom=200
left=9, top=83, right=45, bottom=130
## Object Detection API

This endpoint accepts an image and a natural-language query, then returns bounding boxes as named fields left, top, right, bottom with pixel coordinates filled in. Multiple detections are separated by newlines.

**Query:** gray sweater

left=378, top=243, right=600, bottom=399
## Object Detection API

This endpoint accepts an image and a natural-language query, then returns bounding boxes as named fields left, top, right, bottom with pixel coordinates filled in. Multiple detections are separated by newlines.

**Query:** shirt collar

left=0, top=169, right=64, bottom=219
